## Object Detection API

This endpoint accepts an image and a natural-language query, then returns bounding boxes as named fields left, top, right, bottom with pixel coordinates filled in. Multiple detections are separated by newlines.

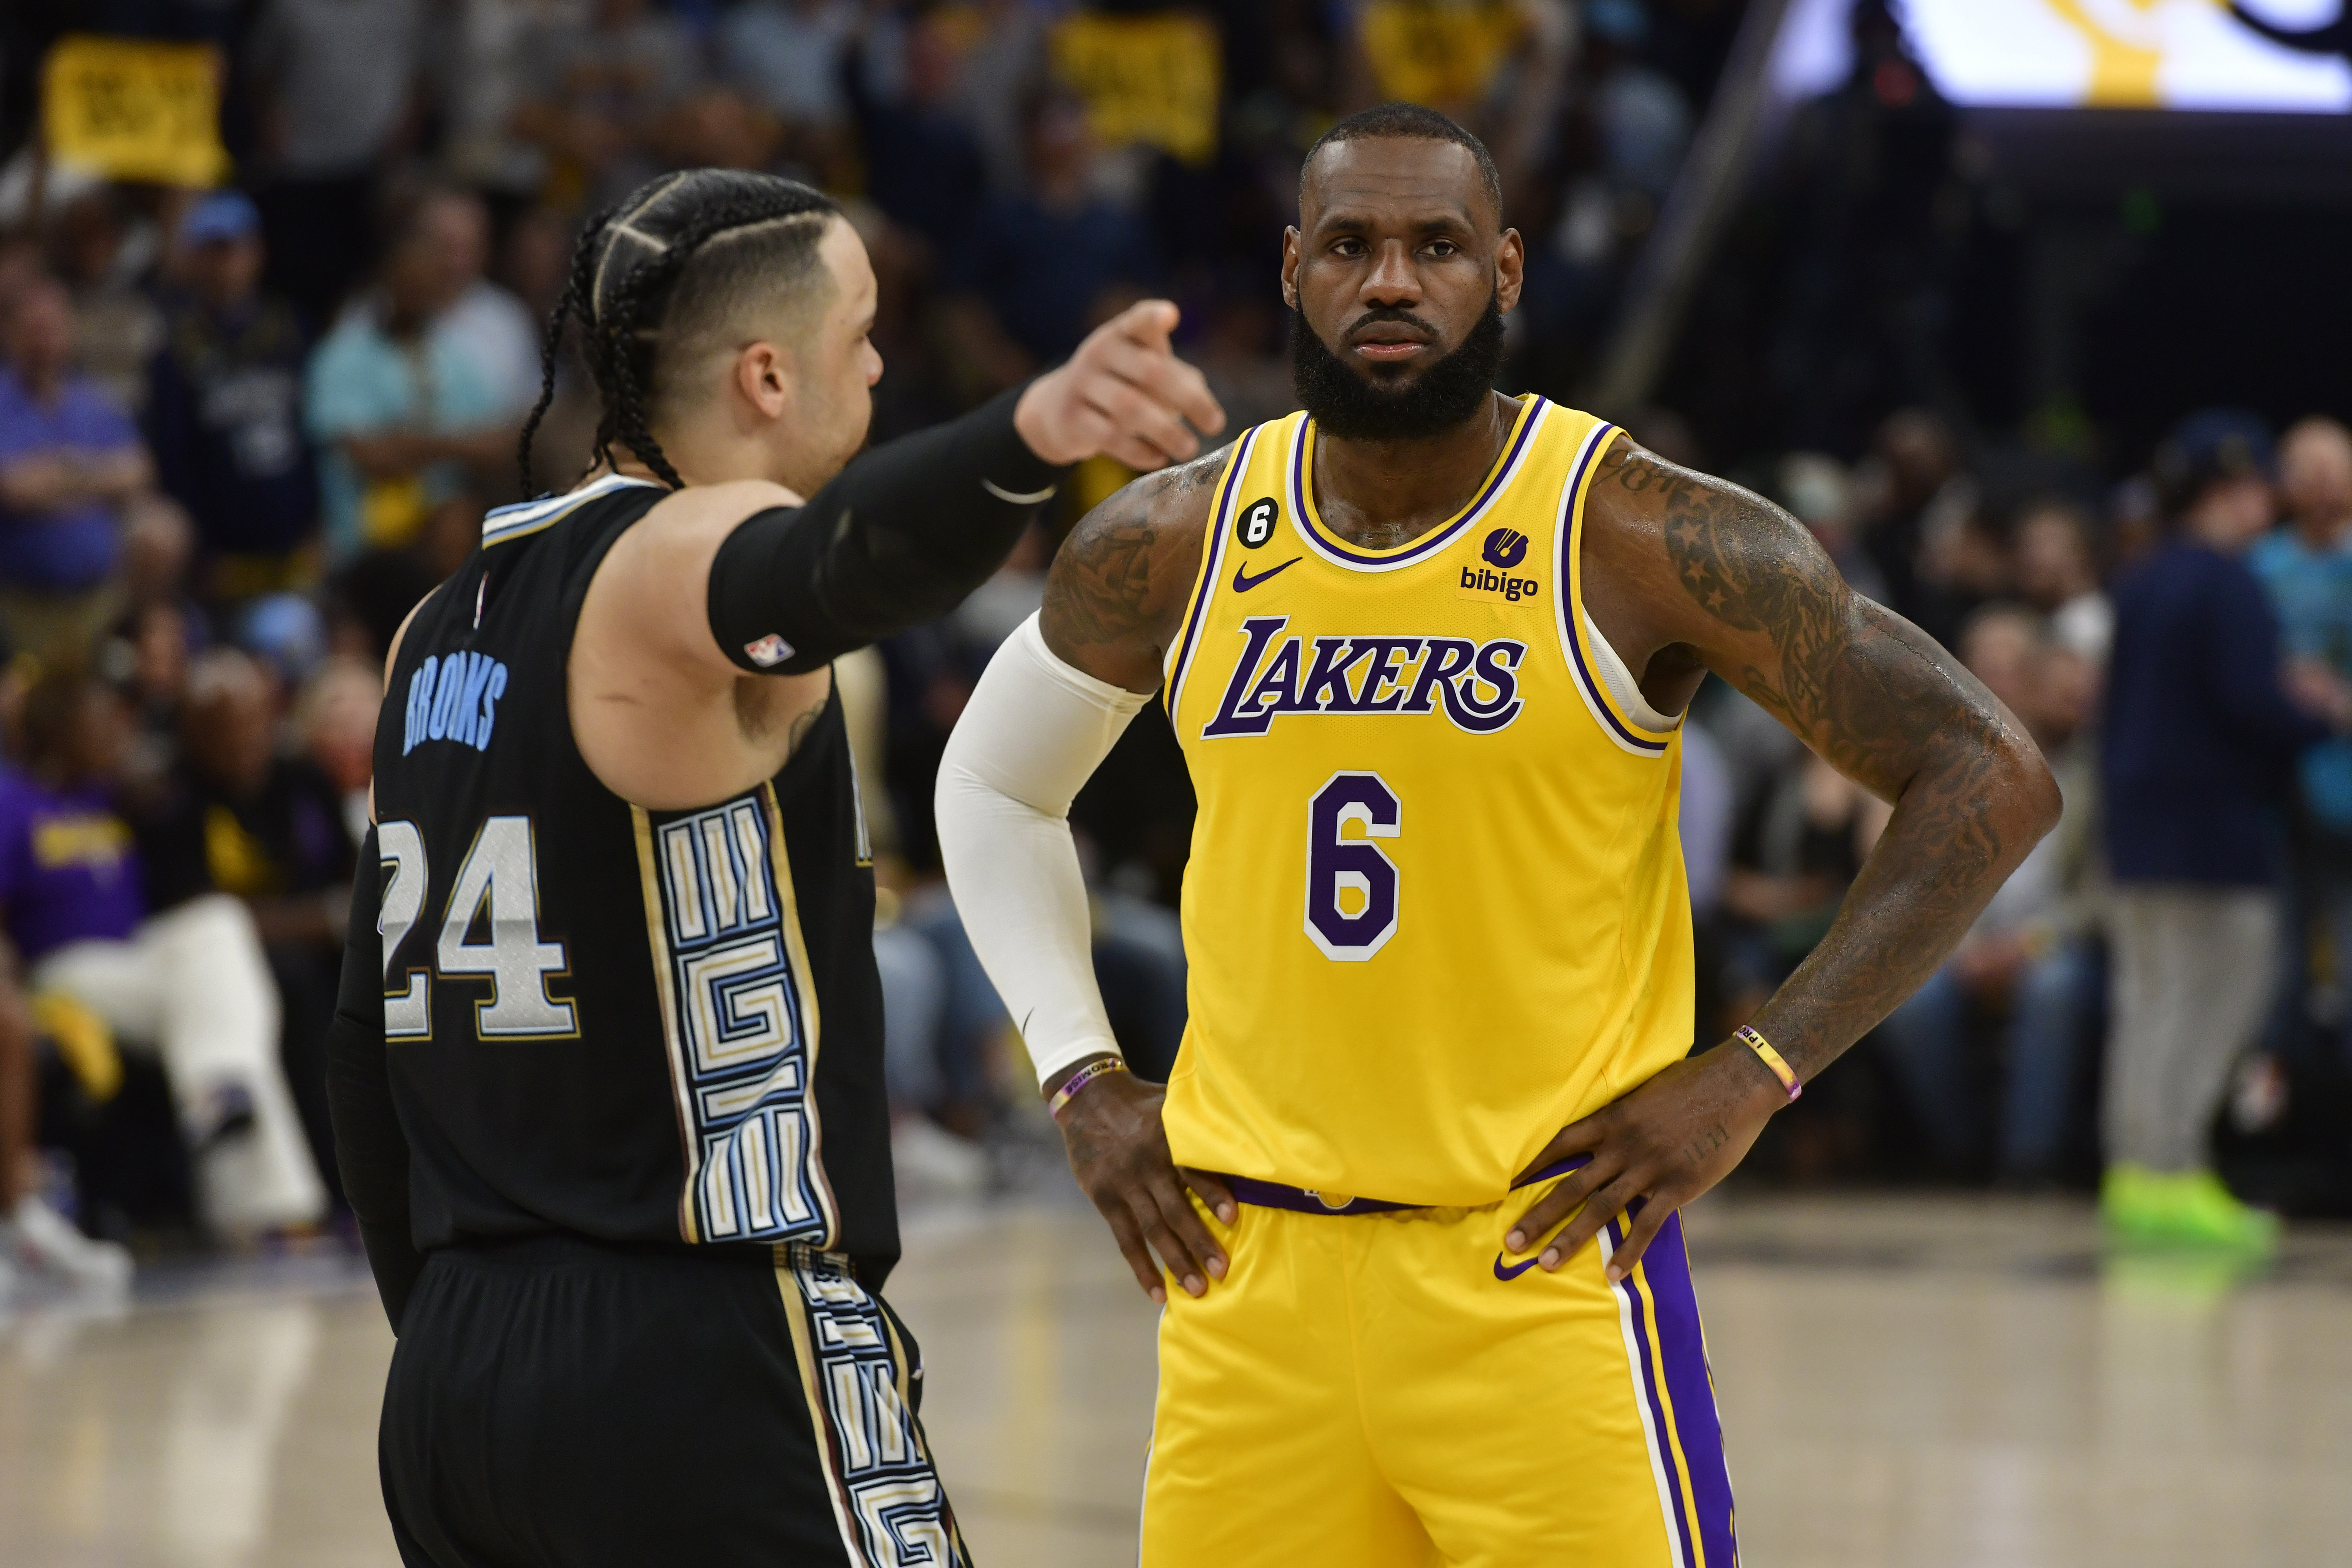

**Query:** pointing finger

left=1111, top=298, right=1180, bottom=351
left=1095, top=336, right=1227, bottom=439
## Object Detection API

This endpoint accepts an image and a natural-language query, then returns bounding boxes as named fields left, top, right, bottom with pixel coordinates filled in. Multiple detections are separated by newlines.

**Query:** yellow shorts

left=1142, top=1182, right=1736, bottom=1567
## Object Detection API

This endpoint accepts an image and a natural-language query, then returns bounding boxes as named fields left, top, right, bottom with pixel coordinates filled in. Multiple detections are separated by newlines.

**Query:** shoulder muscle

left=1040, top=443, right=1233, bottom=693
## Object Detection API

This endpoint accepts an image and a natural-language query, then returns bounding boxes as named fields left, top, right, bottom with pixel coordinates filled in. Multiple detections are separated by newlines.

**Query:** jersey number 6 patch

left=1304, top=771, right=1400, bottom=961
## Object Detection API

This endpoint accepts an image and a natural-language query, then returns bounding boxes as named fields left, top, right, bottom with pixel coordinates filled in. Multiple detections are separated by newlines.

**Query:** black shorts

left=380, top=1234, right=971, bottom=1568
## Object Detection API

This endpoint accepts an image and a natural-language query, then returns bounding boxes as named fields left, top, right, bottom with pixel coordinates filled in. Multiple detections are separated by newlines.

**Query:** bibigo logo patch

left=1459, top=527, right=1541, bottom=603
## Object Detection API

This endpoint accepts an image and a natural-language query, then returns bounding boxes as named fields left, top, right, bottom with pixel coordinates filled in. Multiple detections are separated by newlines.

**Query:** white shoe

left=892, top=1117, right=992, bottom=1198
left=9, top=1195, right=133, bottom=1296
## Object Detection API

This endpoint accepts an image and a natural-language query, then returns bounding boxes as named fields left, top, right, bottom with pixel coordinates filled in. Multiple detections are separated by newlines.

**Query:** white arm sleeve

left=935, top=612, right=1148, bottom=1089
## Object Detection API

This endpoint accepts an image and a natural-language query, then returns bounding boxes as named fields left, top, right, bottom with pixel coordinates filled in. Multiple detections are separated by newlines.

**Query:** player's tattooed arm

left=1024, top=443, right=1239, bottom=1302
left=1509, top=436, right=2060, bottom=1281
left=1038, top=443, right=1232, bottom=693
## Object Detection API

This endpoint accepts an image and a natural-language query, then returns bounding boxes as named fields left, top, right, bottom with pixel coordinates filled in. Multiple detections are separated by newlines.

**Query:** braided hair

left=518, top=170, right=841, bottom=494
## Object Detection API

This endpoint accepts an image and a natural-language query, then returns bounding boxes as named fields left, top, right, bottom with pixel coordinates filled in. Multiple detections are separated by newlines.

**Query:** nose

left=1359, top=239, right=1422, bottom=309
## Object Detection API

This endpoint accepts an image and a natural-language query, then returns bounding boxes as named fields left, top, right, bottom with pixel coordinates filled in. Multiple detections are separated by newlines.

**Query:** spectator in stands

left=411, top=188, right=545, bottom=422
left=0, top=277, right=153, bottom=662
left=0, top=671, right=323, bottom=1236
left=2014, top=499, right=2113, bottom=667
left=1876, top=607, right=2101, bottom=1184
left=245, top=0, right=429, bottom=324
left=2249, top=417, right=2352, bottom=1054
left=844, top=12, right=987, bottom=260
left=513, top=0, right=705, bottom=210
left=53, top=188, right=164, bottom=419
left=141, top=651, right=357, bottom=1206
left=719, top=0, right=858, bottom=172
left=146, top=191, right=320, bottom=606
left=296, top=655, right=380, bottom=848
left=1778, top=452, right=1889, bottom=603
left=2101, top=411, right=2351, bottom=1251
left=305, top=194, right=520, bottom=563
left=0, top=937, right=132, bottom=1296
left=943, top=89, right=1163, bottom=391
left=1855, top=409, right=1975, bottom=648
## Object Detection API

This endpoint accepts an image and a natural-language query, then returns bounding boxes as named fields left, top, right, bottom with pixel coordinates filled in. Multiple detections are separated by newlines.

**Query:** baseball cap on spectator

left=2153, top=407, right=2274, bottom=519
left=1585, top=0, right=1650, bottom=43
left=182, top=190, right=262, bottom=247
left=236, top=592, right=327, bottom=686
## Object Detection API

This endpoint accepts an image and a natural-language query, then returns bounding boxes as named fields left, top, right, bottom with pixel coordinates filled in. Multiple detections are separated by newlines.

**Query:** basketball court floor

left=4, top=1186, right=2348, bottom=1567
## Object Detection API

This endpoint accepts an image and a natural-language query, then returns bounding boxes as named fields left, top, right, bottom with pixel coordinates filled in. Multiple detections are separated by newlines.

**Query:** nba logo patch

left=744, top=633, right=796, bottom=668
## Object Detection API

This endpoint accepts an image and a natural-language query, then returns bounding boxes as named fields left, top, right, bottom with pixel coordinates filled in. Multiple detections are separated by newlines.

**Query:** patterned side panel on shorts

left=779, top=1261, right=971, bottom=1568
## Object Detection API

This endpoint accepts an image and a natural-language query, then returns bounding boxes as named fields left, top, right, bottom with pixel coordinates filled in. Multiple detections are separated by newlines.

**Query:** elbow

left=2007, top=735, right=2064, bottom=848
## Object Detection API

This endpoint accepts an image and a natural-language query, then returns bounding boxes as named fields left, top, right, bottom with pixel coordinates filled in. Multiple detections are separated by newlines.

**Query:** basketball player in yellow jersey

left=936, top=104, right=2060, bottom=1565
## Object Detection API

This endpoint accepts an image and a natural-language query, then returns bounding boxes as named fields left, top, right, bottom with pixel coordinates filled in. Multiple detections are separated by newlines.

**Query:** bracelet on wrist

left=1733, top=1025, right=1802, bottom=1102
left=1047, top=1056, right=1127, bottom=1120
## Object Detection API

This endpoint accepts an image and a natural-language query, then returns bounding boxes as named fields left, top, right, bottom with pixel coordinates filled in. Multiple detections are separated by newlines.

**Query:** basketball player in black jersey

left=323, top=170, right=1222, bottom=1567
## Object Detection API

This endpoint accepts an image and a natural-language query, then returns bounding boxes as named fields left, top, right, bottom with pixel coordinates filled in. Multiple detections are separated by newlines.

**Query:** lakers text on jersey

left=1162, top=396, right=1696, bottom=1207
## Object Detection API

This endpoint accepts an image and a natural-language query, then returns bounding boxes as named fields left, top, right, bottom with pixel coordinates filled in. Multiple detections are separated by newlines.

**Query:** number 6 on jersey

left=1305, top=771, right=1401, bottom=961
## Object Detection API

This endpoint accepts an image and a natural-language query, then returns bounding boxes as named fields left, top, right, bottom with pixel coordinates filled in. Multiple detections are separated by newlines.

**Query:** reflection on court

left=2, top=1194, right=2347, bottom=1567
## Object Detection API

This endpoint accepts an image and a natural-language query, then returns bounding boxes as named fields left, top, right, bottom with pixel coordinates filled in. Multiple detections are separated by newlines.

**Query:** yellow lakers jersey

left=1160, top=397, right=1695, bottom=1205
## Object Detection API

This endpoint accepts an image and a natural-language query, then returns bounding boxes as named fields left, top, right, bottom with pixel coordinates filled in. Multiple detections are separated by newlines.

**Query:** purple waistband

left=1219, top=1157, right=1590, bottom=1218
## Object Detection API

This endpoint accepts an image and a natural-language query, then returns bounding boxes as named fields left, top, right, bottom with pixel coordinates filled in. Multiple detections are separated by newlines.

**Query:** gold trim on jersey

left=1553, top=421, right=1679, bottom=758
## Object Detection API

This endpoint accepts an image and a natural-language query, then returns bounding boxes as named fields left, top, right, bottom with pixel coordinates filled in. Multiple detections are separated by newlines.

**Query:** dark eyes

left=1327, top=238, right=1463, bottom=259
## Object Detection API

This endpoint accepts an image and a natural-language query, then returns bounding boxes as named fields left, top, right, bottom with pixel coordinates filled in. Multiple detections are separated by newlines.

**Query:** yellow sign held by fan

left=1051, top=13, right=1222, bottom=166
left=43, top=36, right=230, bottom=188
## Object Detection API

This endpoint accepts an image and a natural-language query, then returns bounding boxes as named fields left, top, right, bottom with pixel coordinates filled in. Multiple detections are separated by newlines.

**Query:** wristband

left=1047, top=1056, right=1127, bottom=1120
left=1733, top=1025, right=1802, bottom=1101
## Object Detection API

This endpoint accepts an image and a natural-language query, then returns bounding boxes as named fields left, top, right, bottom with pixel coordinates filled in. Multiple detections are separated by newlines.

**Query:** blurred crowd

left=0, top=0, right=2344, bottom=1295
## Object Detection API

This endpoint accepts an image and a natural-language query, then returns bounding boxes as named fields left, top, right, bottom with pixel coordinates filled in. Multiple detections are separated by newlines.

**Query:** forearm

left=935, top=614, right=1141, bottom=1086
left=0, top=457, right=75, bottom=511
left=1747, top=735, right=2052, bottom=1082
left=710, top=386, right=1066, bottom=674
left=82, top=448, right=152, bottom=502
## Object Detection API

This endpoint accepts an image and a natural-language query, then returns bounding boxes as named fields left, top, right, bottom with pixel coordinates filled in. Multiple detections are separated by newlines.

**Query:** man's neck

left=1311, top=391, right=1515, bottom=551
left=2295, top=511, right=2350, bottom=551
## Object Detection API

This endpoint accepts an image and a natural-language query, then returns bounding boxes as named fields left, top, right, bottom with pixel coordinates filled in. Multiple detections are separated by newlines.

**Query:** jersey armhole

left=1160, top=428, right=1262, bottom=717
left=1556, top=424, right=1680, bottom=759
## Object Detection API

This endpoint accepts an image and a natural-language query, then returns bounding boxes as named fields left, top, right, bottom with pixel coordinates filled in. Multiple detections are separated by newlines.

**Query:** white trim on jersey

left=481, top=473, right=662, bottom=548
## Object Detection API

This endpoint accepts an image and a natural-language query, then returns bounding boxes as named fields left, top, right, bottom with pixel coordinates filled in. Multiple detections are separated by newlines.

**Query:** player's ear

left=1494, top=228, right=1525, bottom=315
left=1281, top=228, right=1302, bottom=310
left=735, top=340, right=797, bottom=423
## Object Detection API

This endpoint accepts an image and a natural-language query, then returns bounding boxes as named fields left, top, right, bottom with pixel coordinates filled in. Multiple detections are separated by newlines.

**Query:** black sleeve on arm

left=324, top=831, right=425, bottom=1333
left=708, top=383, right=1069, bottom=675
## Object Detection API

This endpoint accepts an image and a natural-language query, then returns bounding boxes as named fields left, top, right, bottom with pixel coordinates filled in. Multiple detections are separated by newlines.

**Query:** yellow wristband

left=1733, top=1025, right=1802, bottom=1101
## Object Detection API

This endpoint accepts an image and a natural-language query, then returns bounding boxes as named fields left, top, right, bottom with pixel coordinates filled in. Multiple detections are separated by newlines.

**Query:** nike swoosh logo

left=1493, top=1252, right=1540, bottom=1281
left=1232, top=556, right=1301, bottom=593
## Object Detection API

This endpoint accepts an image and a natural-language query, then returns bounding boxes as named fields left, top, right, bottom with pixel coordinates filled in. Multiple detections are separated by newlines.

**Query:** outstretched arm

left=936, top=451, right=1236, bottom=1305
left=1508, top=437, right=2061, bottom=1277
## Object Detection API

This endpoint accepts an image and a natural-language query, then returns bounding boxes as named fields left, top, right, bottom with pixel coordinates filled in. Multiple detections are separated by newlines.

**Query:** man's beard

left=1290, top=296, right=1506, bottom=442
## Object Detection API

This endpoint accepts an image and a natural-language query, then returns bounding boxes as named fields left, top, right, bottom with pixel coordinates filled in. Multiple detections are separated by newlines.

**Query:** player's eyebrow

left=1311, top=207, right=1479, bottom=239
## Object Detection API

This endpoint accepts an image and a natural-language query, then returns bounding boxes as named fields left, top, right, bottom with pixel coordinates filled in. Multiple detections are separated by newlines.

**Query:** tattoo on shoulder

left=1609, top=440, right=2008, bottom=888
left=1043, top=444, right=1229, bottom=649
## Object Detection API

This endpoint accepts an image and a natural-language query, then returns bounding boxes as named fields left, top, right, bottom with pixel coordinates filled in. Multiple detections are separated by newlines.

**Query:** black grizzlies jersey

left=370, top=476, right=898, bottom=1280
